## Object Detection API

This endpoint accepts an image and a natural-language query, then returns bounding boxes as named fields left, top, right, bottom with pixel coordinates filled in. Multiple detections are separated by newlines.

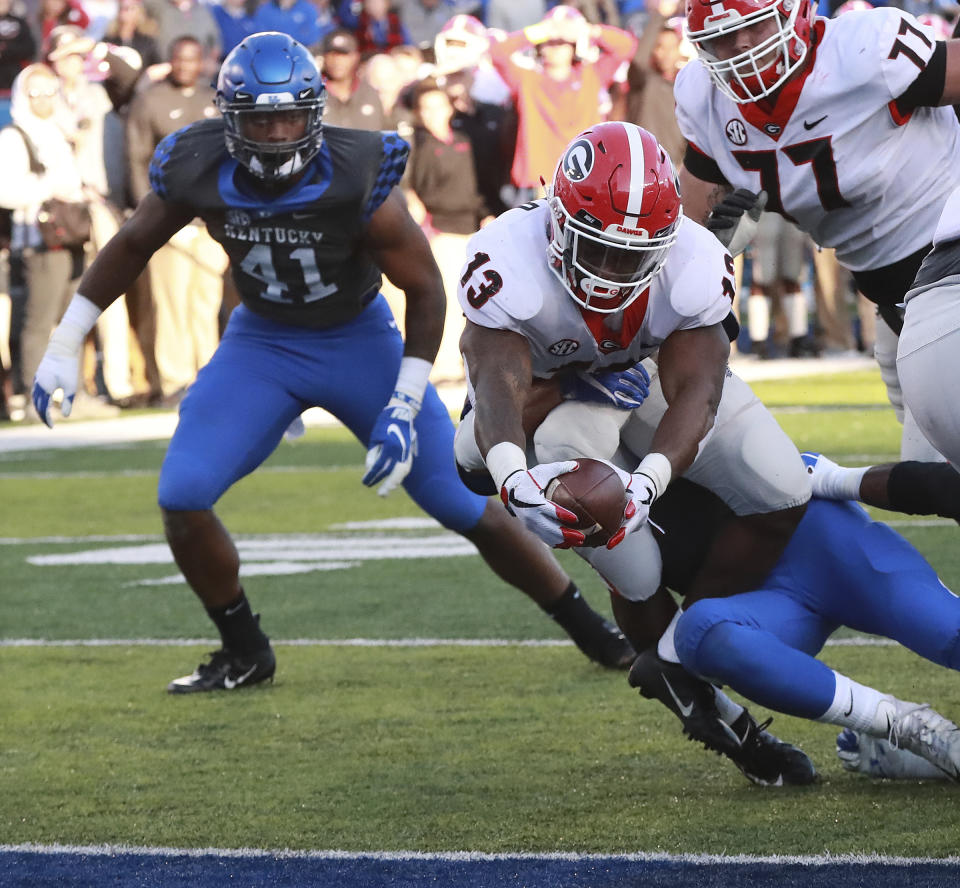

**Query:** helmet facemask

left=547, top=193, right=681, bottom=314
left=686, top=1, right=809, bottom=103
left=220, top=94, right=325, bottom=182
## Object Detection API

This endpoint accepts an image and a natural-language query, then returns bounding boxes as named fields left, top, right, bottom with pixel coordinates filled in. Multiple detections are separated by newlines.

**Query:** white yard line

left=2, top=843, right=956, bottom=866
left=0, top=636, right=896, bottom=648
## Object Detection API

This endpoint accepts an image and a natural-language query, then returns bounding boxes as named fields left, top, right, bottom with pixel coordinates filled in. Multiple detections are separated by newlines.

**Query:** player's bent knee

left=158, top=466, right=223, bottom=511
left=533, top=401, right=624, bottom=462
left=675, top=601, right=747, bottom=680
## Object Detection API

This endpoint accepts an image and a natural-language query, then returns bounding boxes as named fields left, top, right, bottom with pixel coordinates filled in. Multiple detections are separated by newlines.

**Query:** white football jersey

left=457, top=200, right=734, bottom=401
left=674, top=9, right=960, bottom=272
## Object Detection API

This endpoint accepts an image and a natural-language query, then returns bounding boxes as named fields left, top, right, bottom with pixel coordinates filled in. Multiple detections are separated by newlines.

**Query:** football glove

left=706, top=188, right=767, bottom=257
left=32, top=333, right=82, bottom=428
left=598, top=460, right=663, bottom=549
left=363, top=391, right=419, bottom=497
left=565, top=362, right=651, bottom=410
left=500, top=461, right=586, bottom=549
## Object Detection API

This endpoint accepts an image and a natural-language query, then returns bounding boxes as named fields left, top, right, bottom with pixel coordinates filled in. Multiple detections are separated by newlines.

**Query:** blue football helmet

left=217, top=31, right=326, bottom=182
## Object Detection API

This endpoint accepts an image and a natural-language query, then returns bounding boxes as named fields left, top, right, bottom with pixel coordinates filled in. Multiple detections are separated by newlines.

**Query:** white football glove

left=597, top=458, right=667, bottom=549
left=362, top=391, right=419, bottom=497
left=500, top=460, right=586, bottom=549
left=706, top=188, right=767, bottom=257
left=32, top=333, right=82, bottom=428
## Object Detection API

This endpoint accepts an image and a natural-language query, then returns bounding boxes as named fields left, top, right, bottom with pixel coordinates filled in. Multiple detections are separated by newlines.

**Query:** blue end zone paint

left=4, top=849, right=960, bottom=888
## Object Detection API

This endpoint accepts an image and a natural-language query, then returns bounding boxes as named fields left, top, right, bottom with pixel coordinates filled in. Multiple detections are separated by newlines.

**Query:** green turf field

left=2, top=369, right=959, bottom=856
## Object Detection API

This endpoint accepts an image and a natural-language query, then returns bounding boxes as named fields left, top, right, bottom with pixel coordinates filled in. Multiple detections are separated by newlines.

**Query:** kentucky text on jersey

left=222, top=223, right=326, bottom=245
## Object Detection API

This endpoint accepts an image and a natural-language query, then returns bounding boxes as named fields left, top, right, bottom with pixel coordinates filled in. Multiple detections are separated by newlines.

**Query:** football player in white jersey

left=676, top=0, right=960, bottom=460
left=454, top=121, right=817, bottom=784
left=898, top=184, right=960, bottom=470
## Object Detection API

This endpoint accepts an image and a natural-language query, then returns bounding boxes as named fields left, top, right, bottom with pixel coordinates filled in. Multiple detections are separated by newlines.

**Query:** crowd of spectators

left=0, top=0, right=956, bottom=420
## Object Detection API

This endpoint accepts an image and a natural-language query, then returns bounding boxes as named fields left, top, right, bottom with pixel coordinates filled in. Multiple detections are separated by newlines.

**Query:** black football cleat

left=725, top=711, right=818, bottom=786
left=566, top=614, right=637, bottom=669
left=628, top=647, right=817, bottom=785
left=167, top=645, right=276, bottom=694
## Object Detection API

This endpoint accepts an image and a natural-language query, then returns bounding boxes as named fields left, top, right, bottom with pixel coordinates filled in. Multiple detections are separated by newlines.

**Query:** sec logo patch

left=549, top=339, right=580, bottom=356
left=725, top=120, right=747, bottom=146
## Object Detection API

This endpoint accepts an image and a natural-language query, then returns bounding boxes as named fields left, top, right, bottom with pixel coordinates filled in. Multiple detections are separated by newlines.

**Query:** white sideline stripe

left=0, top=517, right=950, bottom=547
left=2, top=843, right=958, bottom=866
left=0, top=465, right=358, bottom=481
left=0, top=636, right=895, bottom=648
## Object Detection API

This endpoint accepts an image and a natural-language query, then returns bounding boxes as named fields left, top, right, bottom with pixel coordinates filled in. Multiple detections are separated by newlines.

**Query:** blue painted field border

left=3, top=846, right=960, bottom=888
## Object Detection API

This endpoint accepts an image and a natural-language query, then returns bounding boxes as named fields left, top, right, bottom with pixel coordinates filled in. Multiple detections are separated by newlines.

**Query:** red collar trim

left=738, top=20, right=825, bottom=143
left=579, top=289, right=650, bottom=351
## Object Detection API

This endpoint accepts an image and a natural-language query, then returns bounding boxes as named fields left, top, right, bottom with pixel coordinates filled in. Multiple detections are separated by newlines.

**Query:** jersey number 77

left=733, top=136, right=851, bottom=220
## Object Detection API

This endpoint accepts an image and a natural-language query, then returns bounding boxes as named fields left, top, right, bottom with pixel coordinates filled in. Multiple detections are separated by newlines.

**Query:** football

left=545, top=458, right=628, bottom=547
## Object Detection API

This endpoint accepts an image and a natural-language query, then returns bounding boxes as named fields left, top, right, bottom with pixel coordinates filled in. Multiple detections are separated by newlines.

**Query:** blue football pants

left=675, top=500, right=960, bottom=719
left=157, top=297, right=487, bottom=533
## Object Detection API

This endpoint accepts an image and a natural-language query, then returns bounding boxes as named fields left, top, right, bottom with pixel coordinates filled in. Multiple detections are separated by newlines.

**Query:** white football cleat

left=836, top=728, right=949, bottom=780
left=886, top=701, right=960, bottom=780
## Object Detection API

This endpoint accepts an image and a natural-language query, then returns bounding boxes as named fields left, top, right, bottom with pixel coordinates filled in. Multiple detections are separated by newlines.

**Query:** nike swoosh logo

left=662, top=674, right=694, bottom=718
left=843, top=691, right=854, bottom=718
left=292, top=211, right=313, bottom=219
left=223, top=664, right=258, bottom=689
left=803, top=115, right=827, bottom=131
left=386, top=423, right=407, bottom=457
left=507, top=488, right=539, bottom=510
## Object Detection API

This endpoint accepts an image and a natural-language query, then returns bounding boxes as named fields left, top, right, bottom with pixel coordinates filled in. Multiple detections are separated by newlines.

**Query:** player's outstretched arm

left=360, top=189, right=446, bottom=496
left=460, top=320, right=585, bottom=548
left=460, top=320, right=532, bottom=461
left=365, top=188, right=445, bottom=364
left=32, top=191, right=195, bottom=427
left=651, top=323, right=729, bottom=478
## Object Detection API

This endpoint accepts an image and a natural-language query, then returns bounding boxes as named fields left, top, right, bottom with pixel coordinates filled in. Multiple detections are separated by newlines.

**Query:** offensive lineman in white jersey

left=455, top=122, right=817, bottom=785
left=676, top=0, right=960, bottom=460
left=898, top=185, right=960, bottom=469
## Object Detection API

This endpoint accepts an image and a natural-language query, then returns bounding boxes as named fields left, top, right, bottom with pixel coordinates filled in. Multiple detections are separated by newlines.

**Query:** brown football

left=545, top=458, right=628, bottom=547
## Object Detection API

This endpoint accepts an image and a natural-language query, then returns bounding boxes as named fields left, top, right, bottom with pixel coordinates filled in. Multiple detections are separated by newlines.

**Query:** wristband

left=635, top=452, right=672, bottom=501
left=393, top=356, right=431, bottom=407
left=54, top=293, right=102, bottom=348
left=486, top=441, right=527, bottom=491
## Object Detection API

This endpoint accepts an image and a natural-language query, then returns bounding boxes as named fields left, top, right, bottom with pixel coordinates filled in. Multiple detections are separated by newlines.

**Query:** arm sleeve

left=879, top=10, right=940, bottom=101
left=892, top=40, right=947, bottom=115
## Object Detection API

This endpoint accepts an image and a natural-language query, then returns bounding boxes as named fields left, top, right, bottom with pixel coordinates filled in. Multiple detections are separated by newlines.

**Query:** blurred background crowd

left=0, top=0, right=956, bottom=421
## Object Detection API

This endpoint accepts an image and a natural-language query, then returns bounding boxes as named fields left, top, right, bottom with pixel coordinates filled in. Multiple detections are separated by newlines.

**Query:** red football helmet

left=685, top=0, right=816, bottom=103
left=547, top=122, right=682, bottom=314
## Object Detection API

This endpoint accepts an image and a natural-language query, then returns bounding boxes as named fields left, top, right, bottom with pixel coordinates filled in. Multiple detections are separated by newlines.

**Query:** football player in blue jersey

left=632, top=462, right=960, bottom=782
left=30, top=31, right=636, bottom=691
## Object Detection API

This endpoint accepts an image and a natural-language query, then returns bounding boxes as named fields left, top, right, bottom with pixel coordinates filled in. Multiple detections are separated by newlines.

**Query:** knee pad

left=533, top=400, right=625, bottom=463
left=580, top=526, right=662, bottom=602
left=454, top=410, right=486, bottom=474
